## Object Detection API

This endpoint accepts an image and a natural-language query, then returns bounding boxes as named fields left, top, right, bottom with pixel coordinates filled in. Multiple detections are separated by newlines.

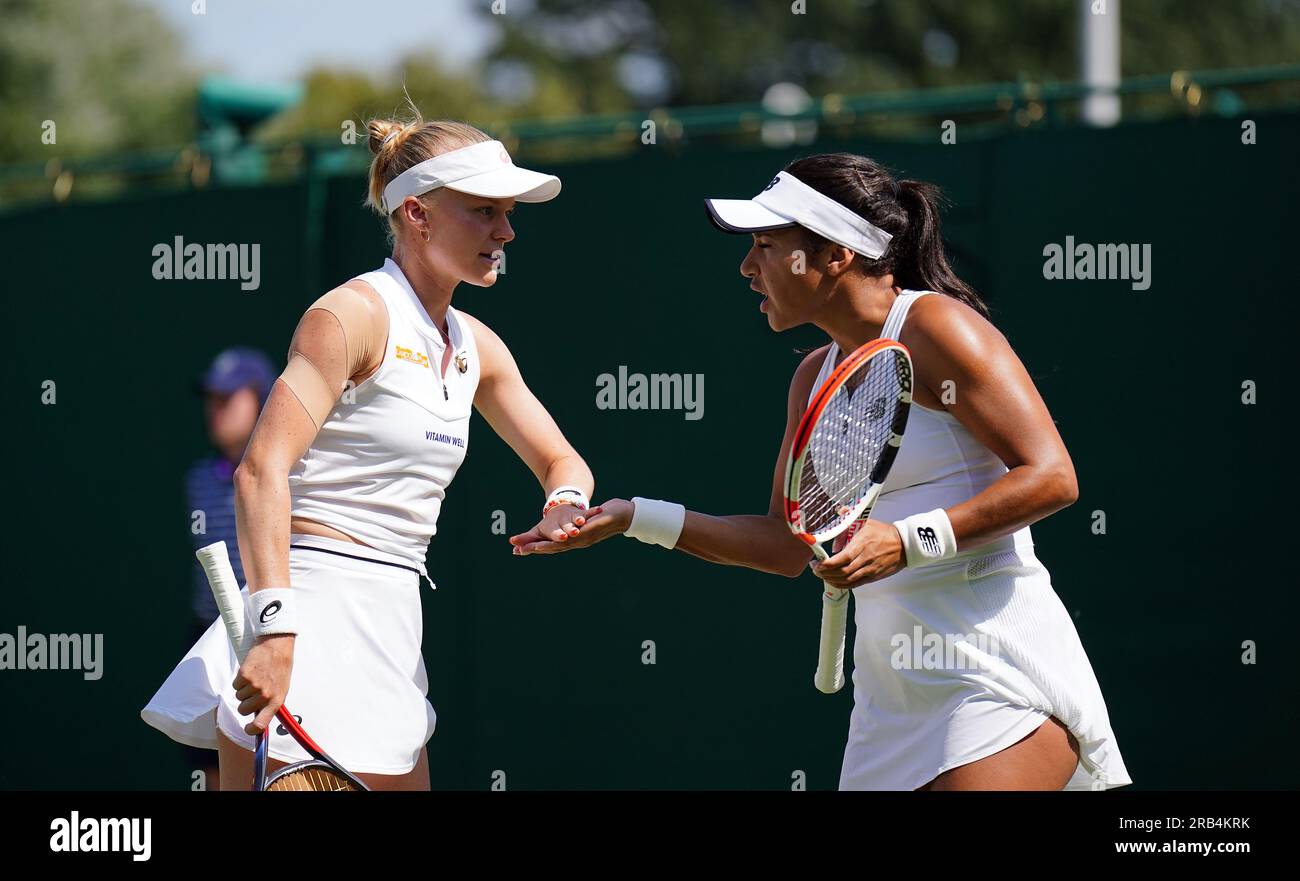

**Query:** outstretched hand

left=508, top=502, right=595, bottom=555
left=510, top=498, right=634, bottom=555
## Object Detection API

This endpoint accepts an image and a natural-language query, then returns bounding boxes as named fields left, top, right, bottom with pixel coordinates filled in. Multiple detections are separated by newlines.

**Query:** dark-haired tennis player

left=518, top=154, right=1131, bottom=791
left=144, top=111, right=597, bottom=791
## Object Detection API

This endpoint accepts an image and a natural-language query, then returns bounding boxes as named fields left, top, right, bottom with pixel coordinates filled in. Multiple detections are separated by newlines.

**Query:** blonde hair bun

left=363, top=114, right=493, bottom=220
left=367, top=119, right=409, bottom=157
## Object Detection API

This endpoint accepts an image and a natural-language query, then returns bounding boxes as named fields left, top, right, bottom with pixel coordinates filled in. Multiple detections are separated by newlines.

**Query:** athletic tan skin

left=221, top=178, right=594, bottom=791
left=517, top=227, right=1082, bottom=790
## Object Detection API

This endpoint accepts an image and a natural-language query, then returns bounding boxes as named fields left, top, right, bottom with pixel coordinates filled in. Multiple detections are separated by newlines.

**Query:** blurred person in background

left=181, top=346, right=276, bottom=790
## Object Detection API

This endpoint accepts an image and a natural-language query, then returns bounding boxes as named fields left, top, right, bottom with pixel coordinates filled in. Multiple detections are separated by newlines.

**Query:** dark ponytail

left=784, top=153, right=990, bottom=319
left=892, top=179, right=986, bottom=318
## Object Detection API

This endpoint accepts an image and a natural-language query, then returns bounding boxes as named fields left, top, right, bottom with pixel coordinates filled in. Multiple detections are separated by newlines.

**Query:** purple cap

left=199, top=347, right=276, bottom=403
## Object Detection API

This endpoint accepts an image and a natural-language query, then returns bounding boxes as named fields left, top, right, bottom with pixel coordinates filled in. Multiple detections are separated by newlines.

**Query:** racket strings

left=799, top=349, right=909, bottom=537
left=266, top=765, right=363, bottom=791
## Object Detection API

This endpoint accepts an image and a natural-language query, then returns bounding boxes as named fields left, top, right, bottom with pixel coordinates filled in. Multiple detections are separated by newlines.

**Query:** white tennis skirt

left=839, top=547, right=1133, bottom=791
left=141, top=534, right=436, bottom=775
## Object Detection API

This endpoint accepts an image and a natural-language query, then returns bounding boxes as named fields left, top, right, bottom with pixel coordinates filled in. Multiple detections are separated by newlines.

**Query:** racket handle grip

left=196, top=541, right=254, bottom=662
left=814, top=584, right=850, bottom=693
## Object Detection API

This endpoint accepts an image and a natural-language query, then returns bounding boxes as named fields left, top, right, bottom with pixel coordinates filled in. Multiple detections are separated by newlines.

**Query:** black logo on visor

left=764, top=176, right=780, bottom=192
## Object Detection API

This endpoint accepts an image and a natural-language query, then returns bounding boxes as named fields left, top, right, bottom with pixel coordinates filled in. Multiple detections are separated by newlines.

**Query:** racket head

left=258, top=707, right=371, bottom=792
left=784, top=339, right=913, bottom=546
left=265, top=761, right=366, bottom=792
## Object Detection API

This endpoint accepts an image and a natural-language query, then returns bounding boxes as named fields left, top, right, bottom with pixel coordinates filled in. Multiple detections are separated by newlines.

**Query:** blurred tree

left=3, top=0, right=1298, bottom=167
left=257, top=60, right=502, bottom=146
left=0, top=0, right=196, bottom=163
left=476, top=0, right=1300, bottom=113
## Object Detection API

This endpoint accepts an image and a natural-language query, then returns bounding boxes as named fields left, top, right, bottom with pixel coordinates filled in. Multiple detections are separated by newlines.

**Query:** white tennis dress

left=142, top=258, right=480, bottom=774
left=818, top=291, right=1131, bottom=791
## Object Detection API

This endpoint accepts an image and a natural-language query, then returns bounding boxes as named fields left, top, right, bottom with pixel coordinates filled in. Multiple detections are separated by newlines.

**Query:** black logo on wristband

left=260, top=601, right=282, bottom=624
left=917, top=527, right=940, bottom=555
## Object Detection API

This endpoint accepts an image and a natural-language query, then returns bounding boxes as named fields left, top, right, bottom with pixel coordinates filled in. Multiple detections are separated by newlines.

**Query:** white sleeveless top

left=813, top=290, right=1131, bottom=791
left=288, top=258, right=480, bottom=567
left=809, top=290, right=1034, bottom=561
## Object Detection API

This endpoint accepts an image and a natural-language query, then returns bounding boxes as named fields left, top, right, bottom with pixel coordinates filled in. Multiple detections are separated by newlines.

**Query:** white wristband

left=545, top=485, right=590, bottom=514
left=247, top=588, right=298, bottom=638
left=624, top=497, right=686, bottom=549
left=892, top=508, right=958, bottom=568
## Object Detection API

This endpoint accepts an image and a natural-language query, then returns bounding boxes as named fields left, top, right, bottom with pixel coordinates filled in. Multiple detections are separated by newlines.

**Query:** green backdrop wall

left=2, top=110, right=1296, bottom=789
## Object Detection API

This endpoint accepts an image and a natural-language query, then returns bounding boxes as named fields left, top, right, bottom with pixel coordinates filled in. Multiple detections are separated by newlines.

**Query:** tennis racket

left=196, top=541, right=368, bottom=791
left=784, top=338, right=913, bottom=694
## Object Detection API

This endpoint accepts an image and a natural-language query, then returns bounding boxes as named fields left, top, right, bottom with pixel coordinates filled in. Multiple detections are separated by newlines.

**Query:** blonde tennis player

left=143, top=114, right=596, bottom=791
left=518, top=153, right=1132, bottom=791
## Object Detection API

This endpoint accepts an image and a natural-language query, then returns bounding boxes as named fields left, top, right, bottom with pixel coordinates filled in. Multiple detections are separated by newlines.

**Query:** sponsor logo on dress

left=426, top=430, right=466, bottom=448
left=275, top=714, right=303, bottom=737
left=396, top=346, right=430, bottom=368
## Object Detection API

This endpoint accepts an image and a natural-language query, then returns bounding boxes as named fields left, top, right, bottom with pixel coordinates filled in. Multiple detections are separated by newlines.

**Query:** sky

left=138, top=0, right=498, bottom=86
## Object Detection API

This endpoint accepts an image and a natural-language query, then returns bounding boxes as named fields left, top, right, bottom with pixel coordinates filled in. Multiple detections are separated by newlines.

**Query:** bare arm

left=813, top=295, right=1079, bottom=589
left=515, top=347, right=825, bottom=578
left=904, top=295, right=1078, bottom=550
left=669, top=511, right=812, bottom=577
left=229, top=283, right=384, bottom=734
left=232, top=380, right=321, bottom=590
left=668, top=348, right=826, bottom=576
left=234, top=283, right=385, bottom=589
left=460, top=313, right=595, bottom=544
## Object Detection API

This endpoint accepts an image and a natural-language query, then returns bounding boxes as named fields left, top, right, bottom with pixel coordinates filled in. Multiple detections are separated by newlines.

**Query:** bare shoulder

left=453, top=308, right=489, bottom=339
left=795, top=343, right=832, bottom=382
left=900, top=292, right=1008, bottom=366
left=337, top=278, right=382, bottom=306
left=452, top=309, right=511, bottom=381
left=311, top=278, right=381, bottom=308
left=789, top=343, right=832, bottom=407
left=305, top=279, right=388, bottom=331
left=453, top=309, right=506, bottom=353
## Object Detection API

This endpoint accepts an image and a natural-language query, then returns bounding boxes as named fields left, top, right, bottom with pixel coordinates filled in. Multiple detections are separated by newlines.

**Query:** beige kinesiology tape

left=279, top=353, right=339, bottom=429
left=308, top=286, right=383, bottom=374
left=278, top=285, right=386, bottom=428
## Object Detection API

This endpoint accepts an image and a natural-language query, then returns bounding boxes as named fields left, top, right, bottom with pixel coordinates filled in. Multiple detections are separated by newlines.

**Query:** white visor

left=704, top=171, right=893, bottom=259
left=382, top=140, right=561, bottom=214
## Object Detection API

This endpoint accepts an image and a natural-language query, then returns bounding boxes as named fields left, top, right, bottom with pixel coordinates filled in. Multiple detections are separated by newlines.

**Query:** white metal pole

left=1080, top=0, right=1121, bottom=126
